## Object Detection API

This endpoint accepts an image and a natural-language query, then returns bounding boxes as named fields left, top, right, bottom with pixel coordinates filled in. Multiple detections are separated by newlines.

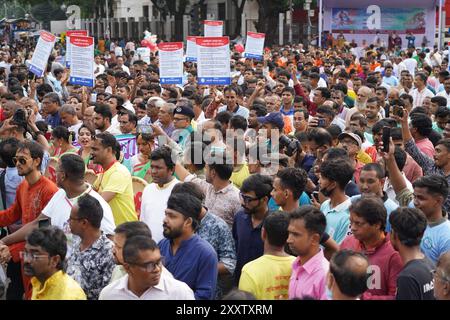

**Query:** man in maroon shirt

left=340, top=196, right=403, bottom=300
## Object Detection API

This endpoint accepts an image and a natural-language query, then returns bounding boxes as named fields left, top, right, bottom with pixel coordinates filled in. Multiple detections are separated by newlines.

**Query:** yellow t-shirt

left=238, top=254, right=295, bottom=300
left=93, top=162, right=137, bottom=226
left=230, top=163, right=250, bottom=189
left=31, top=270, right=86, bottom=300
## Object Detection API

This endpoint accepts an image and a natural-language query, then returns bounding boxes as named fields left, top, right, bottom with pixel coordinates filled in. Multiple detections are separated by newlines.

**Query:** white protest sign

left=66, top=30, right=88, bottom=67
left=196, top=37, right=230, bottom=85
left=69, top=36, right=94, bottom=87
left=204, top=20, right=223, bottom=37
left=158, top=42, right=184, bottom=85
left=29, top=31, right=56, bottom=77
left=186, top=36, right=198, bottom=62
left=136, top=47, right=151, bottom=64
left=244, top=32, right=265, bottom=60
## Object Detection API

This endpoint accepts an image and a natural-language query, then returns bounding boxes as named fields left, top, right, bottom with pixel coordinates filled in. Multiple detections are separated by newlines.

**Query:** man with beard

left=232, top=174, right=273, bottom=284
left=158, top=192, right=218, bottom=300
left=345, top=86, right=372, bottom=127
left=91, top=133, right=137, bottom=225
left=140, top=146, right=179, bottom=243
left=93, top=103, right=121, bottom=135
left=0, top=141, right=58, bottom=300
left=364, top=97, right=382, bottom=134
left=100, top=236, right=194, bottom=300
left=0, top=154, right=115, bottom=259
left=23, top=227, right=86, bottom=300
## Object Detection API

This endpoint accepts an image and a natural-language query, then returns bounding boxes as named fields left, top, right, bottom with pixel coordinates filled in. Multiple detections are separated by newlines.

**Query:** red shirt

left=0, top=176, right=59, bottom=262
left=340, top=235, right=403, bottom=300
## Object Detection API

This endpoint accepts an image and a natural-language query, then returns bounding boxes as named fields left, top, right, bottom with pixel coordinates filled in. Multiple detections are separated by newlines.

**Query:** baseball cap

left=174, top=105, right=195, bottom=119
left=338, top=132, right=362, bottom=148
left=257, top=112, right=284, bottom=130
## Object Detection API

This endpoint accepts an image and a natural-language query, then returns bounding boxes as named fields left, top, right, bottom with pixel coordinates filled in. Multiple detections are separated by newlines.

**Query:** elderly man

left=345, top=86, right=373, bottom=126
left=434, top=251, right=450, bottom=300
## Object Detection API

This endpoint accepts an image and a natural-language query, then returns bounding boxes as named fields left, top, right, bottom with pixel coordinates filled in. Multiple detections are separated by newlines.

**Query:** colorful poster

left=29, top=31, right=56, bottom=77
left=158, top=42, right=184, bottom=85
left=331, top=7, right=426, bottom=34
left=66, top=30, right=88, bottom=67
left=69, top=36, right=94, bottom=87
left=204, top=20, right=223, bottom=37
left=196, top=37, right=230, bottom=85
left=244, top=32, right=265, bottom=60
left=136, top=47, right=151, bottom=64
left=186, top=36, right=198, bottom=62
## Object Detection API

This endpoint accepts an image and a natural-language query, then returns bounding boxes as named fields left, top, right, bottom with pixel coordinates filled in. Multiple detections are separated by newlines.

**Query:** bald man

left=326, top=249, right=369, bottom=300
left=434, top=251, right=450, bottom=300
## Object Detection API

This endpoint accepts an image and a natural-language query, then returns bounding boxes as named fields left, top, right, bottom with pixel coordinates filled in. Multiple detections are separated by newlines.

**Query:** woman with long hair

left=50, top=126, right=78, bottom=158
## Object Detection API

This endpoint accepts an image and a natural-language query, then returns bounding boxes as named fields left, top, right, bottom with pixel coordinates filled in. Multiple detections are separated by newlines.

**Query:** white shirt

left=94, top=63, right=105, bottom=77
left=99, top=272, right=194, bottom=300
left=42, top=186, right=116, bottom=235
left=140, top=178, right=180, bottom=243
left=120, top=65, right=130, bottom=75
left=410, top=87, right=434, bottom=108
left=403, top=58, right=418, bottom=77
left=68, top=121, right=83, bottom=141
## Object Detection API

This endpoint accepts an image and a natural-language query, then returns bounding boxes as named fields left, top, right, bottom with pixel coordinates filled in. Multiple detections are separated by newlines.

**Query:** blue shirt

left=232, top=208, right=269, bottom=283
left=197, top=211, right=236, bottom=275
left=420, top=219, right=450, bottom=265
left=2, top=167, right=24, bottom=209
left=46, top=112, right=62, bottom=129
left=320, top=198, right=351, bottom=244
left=158, top=234, right=218, bottom=300
left=268, top=192, right=311, bottom=211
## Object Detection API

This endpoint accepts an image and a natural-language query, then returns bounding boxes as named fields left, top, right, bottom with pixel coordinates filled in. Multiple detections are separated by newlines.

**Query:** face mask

left=320, top=183, right=335, bottom=198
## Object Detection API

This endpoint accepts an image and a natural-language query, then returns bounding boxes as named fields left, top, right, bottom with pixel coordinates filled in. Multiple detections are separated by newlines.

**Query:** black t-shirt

left=396, top=258, right=435, bottom=300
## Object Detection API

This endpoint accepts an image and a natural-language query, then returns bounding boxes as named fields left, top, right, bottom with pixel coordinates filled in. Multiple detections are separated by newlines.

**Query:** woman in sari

left=130, top=132, right=155, bottom=182
left=50, top=126, right=78, bottom=158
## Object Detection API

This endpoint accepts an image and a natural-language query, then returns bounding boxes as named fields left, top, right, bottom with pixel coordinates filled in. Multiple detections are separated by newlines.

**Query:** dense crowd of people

left=0, top=32, right=449, bottom=301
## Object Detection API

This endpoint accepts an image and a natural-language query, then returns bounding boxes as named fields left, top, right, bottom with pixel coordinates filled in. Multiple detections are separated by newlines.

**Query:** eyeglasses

left=239, top=192, right=260, bottom=203
left=12, top=156, right=31, bottom=165
left=131, top=258, right=164, bottom=273
left=19, top=251, right=49, bottom=261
